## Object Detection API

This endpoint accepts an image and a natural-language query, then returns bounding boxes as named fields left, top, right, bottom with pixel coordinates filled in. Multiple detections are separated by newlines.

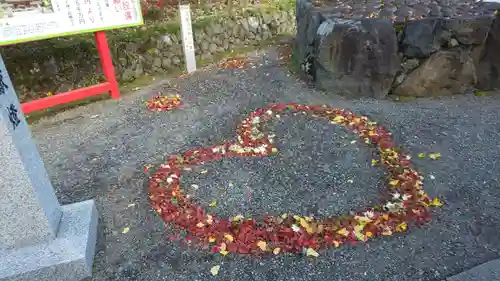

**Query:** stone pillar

left=0, top=54, right=98, bottom=281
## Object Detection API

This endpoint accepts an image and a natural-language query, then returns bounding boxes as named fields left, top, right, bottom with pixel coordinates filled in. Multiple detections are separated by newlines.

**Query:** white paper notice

left=0, top=0, right=143, bottom=46
left=179, top=4, right=196, bottom=73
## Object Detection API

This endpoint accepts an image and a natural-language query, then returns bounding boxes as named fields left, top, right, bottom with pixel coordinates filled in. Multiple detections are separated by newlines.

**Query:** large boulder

left=393, top=49, right=476, bottom=97
left=400, top=19, right=447, bottom=59
left=293, top=0, right=500, bottom=98
left=474, top=15, right=500, bottom=90
left=294, top=0, right=324, bottom=63
left=400, top=17, right=493, bottom=59
left=313, top=18, right=400, bottom=99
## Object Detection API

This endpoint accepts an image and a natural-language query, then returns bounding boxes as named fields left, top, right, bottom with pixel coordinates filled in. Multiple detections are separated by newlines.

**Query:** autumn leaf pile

left=145, top=94, right=182, bottom=112
left=217, top=57, right=249, bottom=69
left=147, top=103, right=442, bottom=257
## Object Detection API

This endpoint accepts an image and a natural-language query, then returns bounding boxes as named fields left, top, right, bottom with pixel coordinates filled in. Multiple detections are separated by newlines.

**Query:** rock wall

left=2, top=8, right=295, bottom=102
left=295, top=0, right=500, bottom=98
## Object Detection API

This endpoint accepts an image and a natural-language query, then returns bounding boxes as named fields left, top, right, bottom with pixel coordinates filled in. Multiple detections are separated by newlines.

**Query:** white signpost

left=0, top=54, right=98, bottom=280
left=0, top=0, right=143, bottom=46
left=179, top=4, right=196, bottom=73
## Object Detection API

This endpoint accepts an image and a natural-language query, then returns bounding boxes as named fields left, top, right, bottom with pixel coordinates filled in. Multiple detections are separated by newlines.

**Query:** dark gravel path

left=31, top=47, right=500, bottom=281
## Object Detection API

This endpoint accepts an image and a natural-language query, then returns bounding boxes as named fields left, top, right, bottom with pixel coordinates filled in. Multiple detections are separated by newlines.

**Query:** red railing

left=20, top=31, right=120, bottom=114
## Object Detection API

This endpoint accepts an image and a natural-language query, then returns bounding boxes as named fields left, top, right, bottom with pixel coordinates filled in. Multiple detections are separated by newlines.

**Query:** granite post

left=0, top=54, right=98, bottom=281
left=179, top=4, right=196, bottom=73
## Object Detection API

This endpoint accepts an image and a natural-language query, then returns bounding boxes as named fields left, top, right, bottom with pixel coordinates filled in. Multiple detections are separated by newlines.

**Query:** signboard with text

left=0, top=0, right=143, bottom=46
left=179, top=4, right=196, bottom=73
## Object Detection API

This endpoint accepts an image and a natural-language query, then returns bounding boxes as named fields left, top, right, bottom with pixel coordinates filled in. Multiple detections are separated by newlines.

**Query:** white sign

left=179, top=4, right=196, bottom=73
left=0, top=0, right=143, bottom=46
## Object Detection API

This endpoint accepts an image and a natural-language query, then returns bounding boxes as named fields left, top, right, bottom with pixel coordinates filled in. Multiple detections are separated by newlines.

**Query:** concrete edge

left=0, top=200, right=99, bottom=281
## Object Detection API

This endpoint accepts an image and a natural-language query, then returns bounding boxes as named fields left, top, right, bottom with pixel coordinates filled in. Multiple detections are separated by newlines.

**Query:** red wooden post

left=94, top=31, right=120, bottom=99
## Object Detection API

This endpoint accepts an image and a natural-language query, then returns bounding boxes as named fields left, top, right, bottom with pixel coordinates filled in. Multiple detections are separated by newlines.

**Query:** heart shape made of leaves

left=147, top=103, right=438, bottom=256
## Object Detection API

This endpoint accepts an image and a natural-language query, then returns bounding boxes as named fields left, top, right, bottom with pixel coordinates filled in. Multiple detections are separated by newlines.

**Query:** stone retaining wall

left=295, top=0, right=500, bottom=98
left=2, top=8, right=295, bottom=102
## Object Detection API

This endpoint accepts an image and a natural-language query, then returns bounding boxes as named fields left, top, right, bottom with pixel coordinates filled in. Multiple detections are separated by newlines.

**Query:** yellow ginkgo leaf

left=355, top=216, right=372, bottom=224
left=418, top=153, right=425, bottom=158
left=281, top=213, right=288, bottom=219
left=354, top=224, right=367, bottom=241
left=337, top=228, right=349, bottom=236
left=219, top=249, right=229, bottom=256
left=200, top=170, right=208, bottom=174
left=306, top=247, right=319, bottom=257
left=299, top=218, right=313, bottom=233
left=271, top=147, right=278, bottom=153
left=273, top=248, right=281, bottom=255
left=208, top=236, right=216, bottom=243
left=429, top=197, right=443, bottom=207
left=257, top=241, right=267, bottom=251
left=371, top=159, right=378, bottom=166
left=122, top=227, right=130, bottom=234
left=233, top=214, right=244, bottom=221
left=354, top=231, right=366, bottom=241
left=396, top=222, right=407, bottom=232
left=209, top=200, right=217, bottom=207
left=366, top=231, right=373, bottom=238
left=332, top=115, right=344, bottom=123
left=333, top=241, right=340, bottom=248
left=389, top=179, right=399, bottom=186
left=354, top=224, right=365, bottom=233
left=210, top=265, right=221, bottom=276
left=428, top=153, right=441, bottom=160
left=224, top=233, right=234, bottom=242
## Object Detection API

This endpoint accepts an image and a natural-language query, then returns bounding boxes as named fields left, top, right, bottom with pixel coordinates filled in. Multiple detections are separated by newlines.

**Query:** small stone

left=441, top=7, right=454, bottom=17
left=161, top=57, right=171, bottom=69
left=241, top=20, right=250, bottom=32
left=449, top=38, right=459, bottom=47
left=201, top=41, right=209, bottom=51
left=134, top=63, right=144, bottom=77
left=161, top=35, right=173, bottom=45
left=172, top=56, right=181, bottom=66
left=121, top=68, right=135, bottom=81
left=201, top=52, right=212, bottom=61
left=402, top=59, right=420, bottom=72
left=153, top=57, right=162, bottom=68
left=248, top=17, right=260, bottom=30
left=394, top=73, right=406, bottom=85
left=209, top=43, right=217, bottom=53
left=211, top=23, right=223, bottom=34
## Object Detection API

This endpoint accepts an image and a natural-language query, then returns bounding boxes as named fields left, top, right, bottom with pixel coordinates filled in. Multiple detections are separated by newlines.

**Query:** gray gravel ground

left=30, top=46, right=500, bottom=281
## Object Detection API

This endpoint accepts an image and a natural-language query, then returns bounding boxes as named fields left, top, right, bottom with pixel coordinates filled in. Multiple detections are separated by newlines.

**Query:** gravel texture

left=313, top=0, right=500, bottom=21
left=30, top=46, right=500, bottom=281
